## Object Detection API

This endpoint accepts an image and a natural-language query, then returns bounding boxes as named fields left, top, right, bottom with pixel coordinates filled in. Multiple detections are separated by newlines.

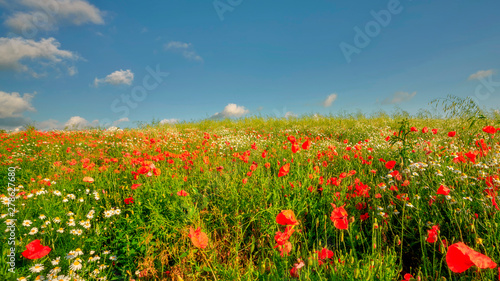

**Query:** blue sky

left=1, top=0, right=499, bottom=130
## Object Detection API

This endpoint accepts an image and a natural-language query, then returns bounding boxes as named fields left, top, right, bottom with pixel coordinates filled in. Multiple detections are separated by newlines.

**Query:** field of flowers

left=1, top=116, right=499, bottom=280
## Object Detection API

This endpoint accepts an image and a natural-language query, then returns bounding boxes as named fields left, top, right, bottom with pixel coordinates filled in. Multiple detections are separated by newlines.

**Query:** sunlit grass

left=1, top=115, right=499, bottom=280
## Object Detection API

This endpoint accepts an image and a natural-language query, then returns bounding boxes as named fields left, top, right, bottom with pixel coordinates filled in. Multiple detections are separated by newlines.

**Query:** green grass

left=1, top=115, right=499, bottom=280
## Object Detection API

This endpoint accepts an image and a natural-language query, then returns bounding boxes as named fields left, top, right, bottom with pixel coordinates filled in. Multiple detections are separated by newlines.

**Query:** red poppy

left=437, top=185, right=450, bottom=196
left=446, top=242, right=497, bottom=273
left=276, top=241, right=292, bottom=257
left=188, top=227, right=208, bottom=249
left=124, top=196, right=134, bottom=204
left=290, top=260, right=305, bottom=278
left=432, top=128, right=438, bottom=134
left=448, top=131, right=456, bottom=137
left=426, top=225, right=439, bottom=243
left=276, top=210, right=299, bottom=226
left=330, top=204, right=349, bottom=229
left=317, top=247, right=334, bottom=260
left=274, top=226, right=295, bottom=246
left=22, top=240, right=51, bottom=259
left=483, top=126, right=496, bottom=134
left=291, top=143, right=300, bottom=153
left=82, top=176, right=94, bottom=183
left=302, top=140, right=311, bottom=150
left=131, top=183, right=142, bottom=190
left=262, top=150, right=267, bottom=158
left=177, top=190, right=189, bottom=196
left=410, top=127, right=418, bottom=132
left=360, top=213, right=369, bottom=221
left=385, top=160, right=396, bottom=170
left=278, top=163, right=290, bottom=177
left=422, top=127, right=429, bottom=133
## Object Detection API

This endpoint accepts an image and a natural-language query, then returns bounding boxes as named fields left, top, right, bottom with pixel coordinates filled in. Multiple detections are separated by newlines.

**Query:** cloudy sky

left=1, top=0, right=499, bottom=130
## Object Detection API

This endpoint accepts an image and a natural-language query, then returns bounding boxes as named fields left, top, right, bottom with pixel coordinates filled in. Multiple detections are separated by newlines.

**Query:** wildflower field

left=1, top=116, right=499, bottom=280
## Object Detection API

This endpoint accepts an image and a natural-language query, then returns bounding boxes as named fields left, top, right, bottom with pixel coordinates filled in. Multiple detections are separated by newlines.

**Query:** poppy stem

left=201, top=249, right=218, bottom=281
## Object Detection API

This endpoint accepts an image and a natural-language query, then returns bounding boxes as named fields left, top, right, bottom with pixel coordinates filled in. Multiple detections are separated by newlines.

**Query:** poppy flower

left=124, top=196, right=134, bottom=204
left=276, top=210, right=299, bottom=226
left=437, top=185, right=450, bottom=196
left=446, top=242, right=497, bottom=273
left=276, top=241, right=292, bottom=257
left=291, top=143, right=300, bottom=153
left=278, top=163, right=290, bottom=177
left=432, top=128, right=438, bottom=134
left=410, top=127, right=418, bottom=132
left=448, top=131, right=456, bottom=137
left=422, top=127, right=429, bottom=133
left=302, top=140, right=311, bottom=150
left=274, top=226, right=295, bottom=246
left=403, top=273, right=413, bottom=281
left=483, top=126, right=496, bottom=134
left=188, top=227, right=208, bottom=249
left=290, top=259, right=305, bottom=278
left=426, top=225, right=439, bottom=243
left=22, top=240, right=51, bottom=259
left=385, top=160, right=396, bottom=170
left=360, top=213, right=369, bottom=221
left=317, top=247, right=334, bottom=260
left=82, top=176, right=94, bottom=183
left=131, top=183, right=142, bottom=190
left=177, top=190, right=189, bottom=196
left=330, top=204, right=349, bottom=229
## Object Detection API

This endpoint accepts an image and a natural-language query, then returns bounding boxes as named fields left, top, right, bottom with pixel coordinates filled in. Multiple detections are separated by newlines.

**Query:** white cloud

left=4, top=0, right=104, bottom=32
left=112, top=117, right=128, bottom=126
left=164, top=41, right=203, bottom=62
left=64, top=116, right=88, bottom=128
left=284, top=111, right=297, bottom=118
left=211, top=103, right=249, bottom=119
left=468, top=69, right=494, bottom=80
left=36, top=117, right=121, bottom=130
left=0, top=91, right=36, bottom=118
left=68, top=66, right=77, bottom=76
left=94, top=69, right=134, bottom=86
left=381, top=91, right=416, bottom=105
left=160, top=118, right=179, bottom=125
left=0, top=37, right=78, bottom=75
left=322, top=93, right=338, bottom=107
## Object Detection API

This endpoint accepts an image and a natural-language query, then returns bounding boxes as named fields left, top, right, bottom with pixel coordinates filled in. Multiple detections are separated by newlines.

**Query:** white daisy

left=29, top=227, right=38, bottom=235
left=51, top=257, right=61, bottom=265
left=29, top=263, right=44, bottom=273
left=22, top=220, right=32, bottom=227
left=69, top=258, right=83, bottom=271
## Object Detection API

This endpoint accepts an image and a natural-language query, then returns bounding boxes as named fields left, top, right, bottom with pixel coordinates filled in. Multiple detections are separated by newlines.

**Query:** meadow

left=1, top=110, right=499, bottom=280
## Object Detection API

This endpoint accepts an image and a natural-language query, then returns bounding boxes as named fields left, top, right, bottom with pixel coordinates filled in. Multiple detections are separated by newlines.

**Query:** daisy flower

left=51, top=257, right=61, bottom=265
left=104, top=210, right=114, bottom=218
left=69, top=258, right=83, bottom=271
left=29, top=263, right=44, bottom=273
left=22, top=220, right=32, bottom=227
left=29, top=227, right=38, bottom=235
